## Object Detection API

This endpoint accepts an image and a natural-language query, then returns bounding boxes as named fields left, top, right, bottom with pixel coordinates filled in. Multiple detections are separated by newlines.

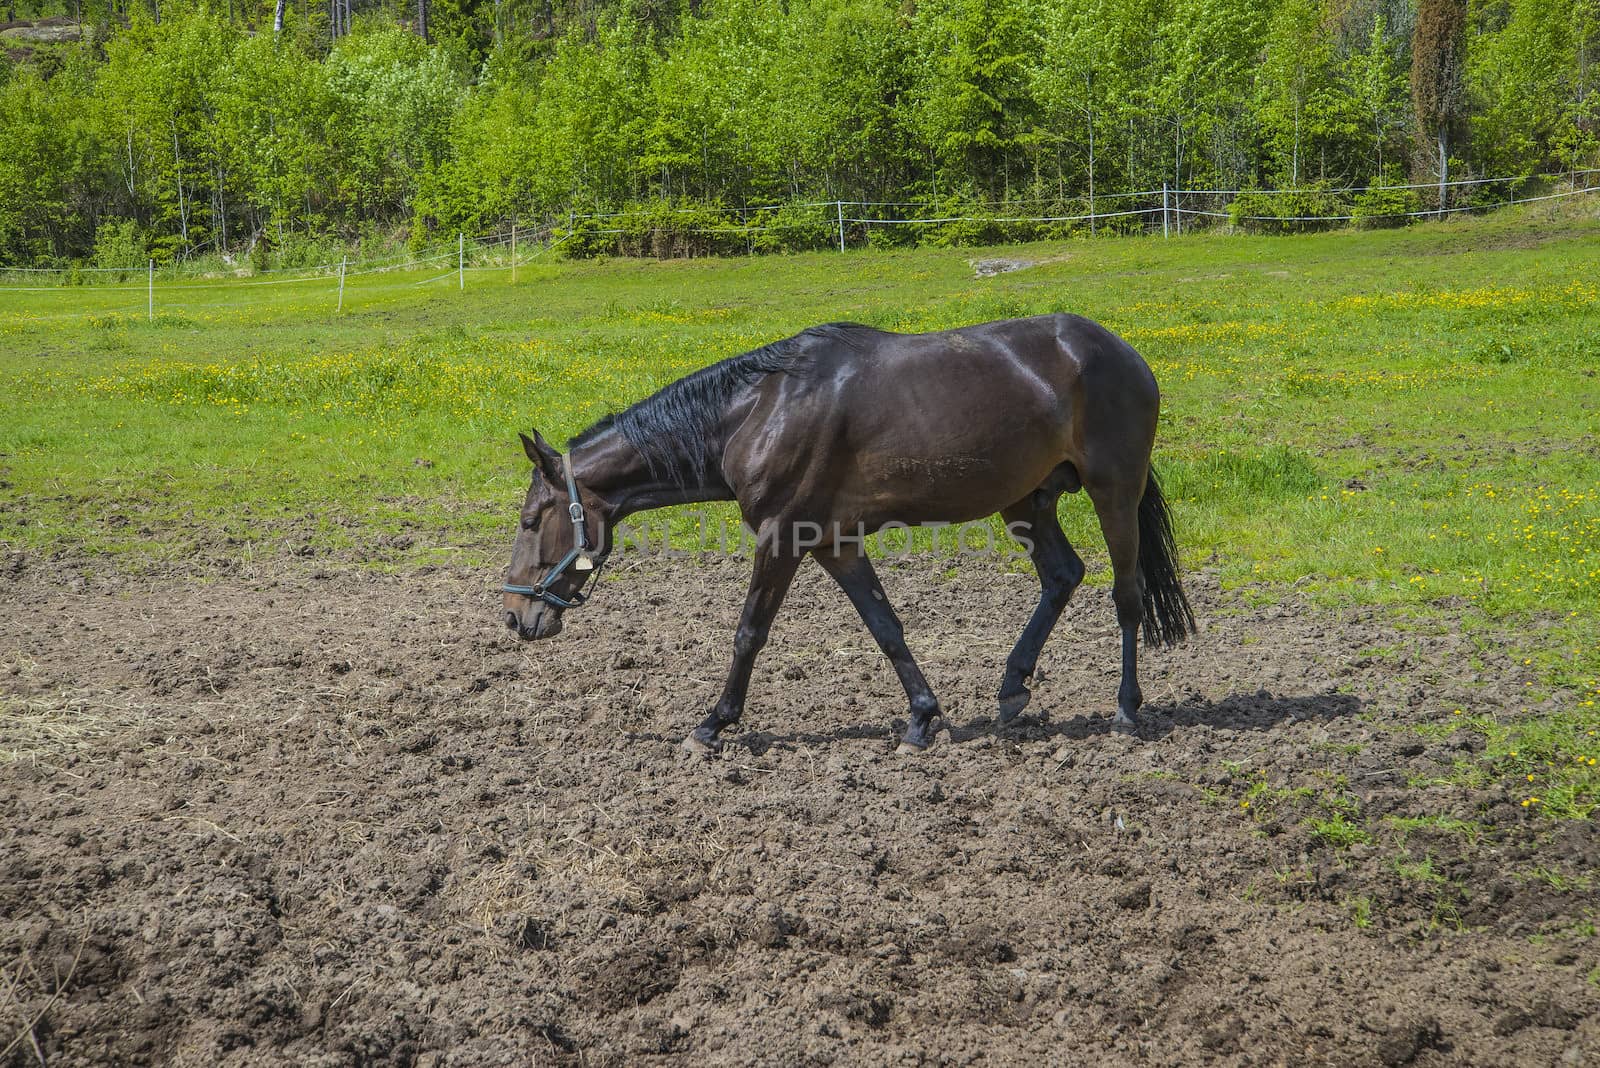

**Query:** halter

left=502, top=452, right=608, bottom=610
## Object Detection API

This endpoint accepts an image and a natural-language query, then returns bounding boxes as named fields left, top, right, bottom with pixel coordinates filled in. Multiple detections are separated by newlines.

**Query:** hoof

left=895, top=740, right=928, bottom=756
left=1110, top=712, right=1140, bottom=737
left=996, top=688, right=1032, bottom=725
left=680, top=734, right=722, bottom=758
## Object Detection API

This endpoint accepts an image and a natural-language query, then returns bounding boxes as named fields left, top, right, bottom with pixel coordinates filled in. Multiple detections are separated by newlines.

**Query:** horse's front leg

left=814, top=546, right=942, bottom=754
left=683, top=543, right=804, bottom=755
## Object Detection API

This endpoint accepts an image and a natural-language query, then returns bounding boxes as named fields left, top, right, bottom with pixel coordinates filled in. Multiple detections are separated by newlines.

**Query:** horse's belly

left=848, top=449, right=1062, bottom=525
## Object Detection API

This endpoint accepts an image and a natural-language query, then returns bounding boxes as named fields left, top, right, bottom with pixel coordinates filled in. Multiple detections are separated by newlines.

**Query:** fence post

left=337, top=256, right=347, bottom=312
left=511, top=218, right=517, bottom=285
left=1162, top=184, right=1170, bottom=239
left=458, top=232, right=464, bottom=290
left=147, top=259, right=154, bottom=321
left=1437, top=138, right=1447, bottom=219
left=836, top=200, right=846, bottom=253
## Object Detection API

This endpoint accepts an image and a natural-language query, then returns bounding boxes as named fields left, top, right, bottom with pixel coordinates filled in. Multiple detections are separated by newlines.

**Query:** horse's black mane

left=571, top=322, right=870, bottom=486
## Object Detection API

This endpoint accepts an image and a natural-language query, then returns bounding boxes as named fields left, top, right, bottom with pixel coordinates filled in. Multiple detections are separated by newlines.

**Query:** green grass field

left=4, top=204, right=1598, bottom=814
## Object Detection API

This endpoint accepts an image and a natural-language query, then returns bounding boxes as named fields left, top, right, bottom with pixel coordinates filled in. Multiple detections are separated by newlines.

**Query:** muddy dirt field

left=3, top=550, right=1597, bottom=1066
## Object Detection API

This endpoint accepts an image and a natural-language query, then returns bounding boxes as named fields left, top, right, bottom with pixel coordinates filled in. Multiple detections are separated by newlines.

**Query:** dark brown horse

left=502, top=315, right=1193, bottom=753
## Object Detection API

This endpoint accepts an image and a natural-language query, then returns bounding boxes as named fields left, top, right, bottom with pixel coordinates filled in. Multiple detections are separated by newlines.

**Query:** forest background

left=1, top=0, right=1596, bottom=267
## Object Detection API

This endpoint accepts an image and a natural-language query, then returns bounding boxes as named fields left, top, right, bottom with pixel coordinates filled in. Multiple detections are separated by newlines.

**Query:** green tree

left=775, top=0, right=915, bottom=202
left=415, top=62, right=541, bottom=233
left=529, top=16, right=651, bottom=209
left=0, top=69, right=73, bottom=261
left=908, top=0, right=1038, bottom=199
left=1257, top=0, right=1350, bottom=184
left=323, top=23, right=464, bottom=225
left=1471, top=0, right=1600, bottom=176
left=1344, top=12, right=1409, bottom=181
left=1033, top=0, right=1161, bottom=224
left=211, top=29, right=332, bottom=242
left=1150, top=0, right=1267, bottom=192
left=643, top=0, right=787, bottom=202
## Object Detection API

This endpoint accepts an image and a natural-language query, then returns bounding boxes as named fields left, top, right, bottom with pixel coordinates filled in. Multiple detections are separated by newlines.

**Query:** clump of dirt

left=2, top=554, right=1597, bottom=1065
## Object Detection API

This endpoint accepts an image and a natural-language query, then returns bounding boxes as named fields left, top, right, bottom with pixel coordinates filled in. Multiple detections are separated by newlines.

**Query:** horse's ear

left=519, top=430, right=563, bottom=484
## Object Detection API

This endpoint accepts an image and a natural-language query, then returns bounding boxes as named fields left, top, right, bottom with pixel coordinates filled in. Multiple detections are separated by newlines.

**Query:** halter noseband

left=502, top=452, right=608, bottom=610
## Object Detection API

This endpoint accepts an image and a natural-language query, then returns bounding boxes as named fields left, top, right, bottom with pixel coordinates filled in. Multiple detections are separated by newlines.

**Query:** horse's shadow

left=730, top=689, right=1362, bottom=755
left=968, top=689, right=1363, bottom=745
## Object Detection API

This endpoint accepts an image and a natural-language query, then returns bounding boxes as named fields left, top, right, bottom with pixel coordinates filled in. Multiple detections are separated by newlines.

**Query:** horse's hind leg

left=814, top=546, right=942, bottom=753
left=996, top=490, right=1085, bottom=724
left=1085, top=476, right=1147, bottom=734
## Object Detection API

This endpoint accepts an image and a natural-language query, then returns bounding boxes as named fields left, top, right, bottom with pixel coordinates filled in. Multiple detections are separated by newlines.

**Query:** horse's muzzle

left=504, top=602, right=563, bottom=641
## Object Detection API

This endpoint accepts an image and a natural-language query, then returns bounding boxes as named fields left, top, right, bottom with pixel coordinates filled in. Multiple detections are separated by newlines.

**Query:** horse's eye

left=521, top=515, right=539, bottom=532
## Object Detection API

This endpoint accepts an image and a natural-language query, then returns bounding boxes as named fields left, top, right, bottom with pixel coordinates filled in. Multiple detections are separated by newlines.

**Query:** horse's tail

left=1137, top=466, right=1195, bottom=648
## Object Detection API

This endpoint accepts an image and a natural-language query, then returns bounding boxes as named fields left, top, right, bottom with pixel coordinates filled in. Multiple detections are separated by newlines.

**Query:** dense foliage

left=1, top=0, right=1596, bottom=264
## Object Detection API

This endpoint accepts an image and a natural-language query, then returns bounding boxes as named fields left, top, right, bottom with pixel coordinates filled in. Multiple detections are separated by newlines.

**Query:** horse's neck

left=575, top=423, right=736, bottom=520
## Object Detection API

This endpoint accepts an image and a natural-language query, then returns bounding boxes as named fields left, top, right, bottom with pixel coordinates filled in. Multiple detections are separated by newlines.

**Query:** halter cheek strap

left=502, top=453, right=609, bottom=610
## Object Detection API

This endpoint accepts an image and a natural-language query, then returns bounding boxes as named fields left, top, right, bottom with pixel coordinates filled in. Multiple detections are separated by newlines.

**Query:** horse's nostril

left=504, top=611, right=520, bottom=631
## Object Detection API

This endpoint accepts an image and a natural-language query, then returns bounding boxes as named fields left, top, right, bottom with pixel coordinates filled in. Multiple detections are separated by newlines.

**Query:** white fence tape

left=1, top=168, right=1595, bottom=294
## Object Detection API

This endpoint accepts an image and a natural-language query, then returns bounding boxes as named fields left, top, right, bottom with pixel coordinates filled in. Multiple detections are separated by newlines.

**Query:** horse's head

left=502, top=430, right=611, bottom=641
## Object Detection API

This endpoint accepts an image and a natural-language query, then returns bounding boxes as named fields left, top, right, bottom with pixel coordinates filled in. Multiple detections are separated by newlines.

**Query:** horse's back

left=800, top=314, right=1152, bottom=392
left=816, top=314, right=1156, bottom=437
left=739, top=316, right=1149, bottom=520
